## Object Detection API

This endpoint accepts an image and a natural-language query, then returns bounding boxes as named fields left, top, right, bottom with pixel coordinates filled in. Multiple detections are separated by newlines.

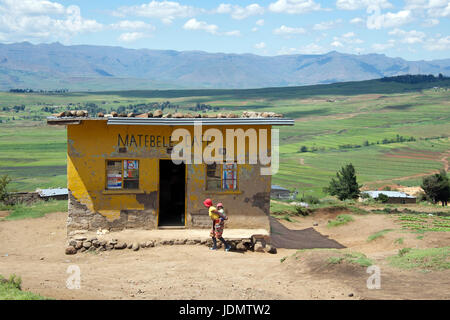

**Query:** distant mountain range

left=0, top=42, right=449, bottom=91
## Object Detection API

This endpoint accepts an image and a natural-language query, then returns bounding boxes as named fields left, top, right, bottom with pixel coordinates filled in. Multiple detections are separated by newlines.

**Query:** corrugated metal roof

left=362, top=191, right=415, bottom=198
left=36, top=188, right=68, bottom=197
left=271, top=185, right=290, bottom=191
left=106, top=117, right=295, bottom=126
left=46, top=116, right=295, bottom=126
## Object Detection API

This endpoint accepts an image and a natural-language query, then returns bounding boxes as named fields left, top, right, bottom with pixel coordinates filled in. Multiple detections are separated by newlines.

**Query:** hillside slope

left=0, top=42, right=449, bottom=90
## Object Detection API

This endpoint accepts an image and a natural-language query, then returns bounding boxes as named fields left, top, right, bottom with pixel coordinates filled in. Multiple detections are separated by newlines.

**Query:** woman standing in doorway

left=203, top=198, right=231, bottom=251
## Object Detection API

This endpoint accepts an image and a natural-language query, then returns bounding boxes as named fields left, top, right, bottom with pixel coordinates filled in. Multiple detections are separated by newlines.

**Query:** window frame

left=105, top=159, right=140, bottom=191
left=205, top=162, right=240, bottom=193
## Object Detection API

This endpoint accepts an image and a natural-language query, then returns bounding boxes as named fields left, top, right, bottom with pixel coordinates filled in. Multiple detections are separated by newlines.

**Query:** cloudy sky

left=0, top=0, right=449, bottom=60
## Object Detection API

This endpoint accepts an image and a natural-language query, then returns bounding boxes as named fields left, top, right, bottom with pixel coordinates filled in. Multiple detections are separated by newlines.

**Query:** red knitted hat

left=203, top=198, right=213, bottom=207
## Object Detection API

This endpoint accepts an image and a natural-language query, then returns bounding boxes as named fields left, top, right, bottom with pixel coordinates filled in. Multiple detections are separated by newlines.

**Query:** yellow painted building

left=48, top=116, right=293, bottom=234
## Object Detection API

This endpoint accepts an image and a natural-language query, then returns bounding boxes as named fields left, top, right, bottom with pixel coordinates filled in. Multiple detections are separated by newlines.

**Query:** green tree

left=0, top=175, right=11, bottom=202
left=421, top=170, right=450, bottom=206
left=324, top=163, right=361, bottom=200
left=299, top=145, right=308, bottom=153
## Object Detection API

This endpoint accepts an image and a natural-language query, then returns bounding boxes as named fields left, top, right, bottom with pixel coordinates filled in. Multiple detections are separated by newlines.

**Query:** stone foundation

left=65, top=235, right=277, bottom=255
left=68, top=192, right=157, bottom=234
left=190, top=210, right=213, bottom=228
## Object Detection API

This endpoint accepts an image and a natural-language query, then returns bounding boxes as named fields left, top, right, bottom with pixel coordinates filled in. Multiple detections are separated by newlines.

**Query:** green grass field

left=0, top=274, right=49, bottom=300
left=0, top=81, right=448, bottom=195
left=0, top=199, right=67, bottom=221
left=388, top=247, right=450, bottom=271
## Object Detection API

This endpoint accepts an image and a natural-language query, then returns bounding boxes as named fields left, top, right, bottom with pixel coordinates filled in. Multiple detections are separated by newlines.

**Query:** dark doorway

left=158, top=160, right=185, bottom=227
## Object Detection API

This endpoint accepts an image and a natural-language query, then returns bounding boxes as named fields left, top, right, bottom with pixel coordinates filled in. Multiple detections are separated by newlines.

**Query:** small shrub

left=299, top=146, right=308, bottom=153
left=327, top=252, right=373, bottom=267
left=348, top=206, right=369, bottom=215
left=377, top=193, right=389, bottom=203
left=360, top=192, right=371, bottom=199
left=367, top=229, right=394, bottom=242
left=0, top=175, right=11, bottom=202
left=398, top=248, right=412, bottom=257
left=345, top=253, right=373, bottom=267
left=294, top=206, right=311, bottom=216
left=416, top=192, right=429, bottom=203
left=327, top=257, right=344, bottom=265
left=327, top=214, right=354, bottom=227
left=0, top=274, right=22, bottom=290
left=300, top=195, right=320, bottom=205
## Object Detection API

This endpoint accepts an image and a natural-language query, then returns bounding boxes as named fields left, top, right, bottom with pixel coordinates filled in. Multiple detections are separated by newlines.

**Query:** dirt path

left=0, top=211, right=449, bottom=300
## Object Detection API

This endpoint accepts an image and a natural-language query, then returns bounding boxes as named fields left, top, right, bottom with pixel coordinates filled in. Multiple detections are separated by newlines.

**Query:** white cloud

left=111, top=20, right=155, bottom=31
left=366, top=9, right=414, bottom=29
left=426, top=4, right=450, bottom=18
left=350, top=17, right=364, bottom=24
left=223, top=30, right=241, bottom=37
left=0, top=0, right=65, bottom=15
left=113, top=1, right=199, bottom=24
left=421, top=18, right=439, bottom=27
left=424, top=35, right=450, bottom=51
left=278, top=42, right=325, bottom=55
left=313, top=19, right=342, bottom=30
left=118, top=32, right=148, bottom=42
left=256, top=19, right=265, bottom=26
left=336, top=0, right=393, bottom=11
left=331, top=40, right=344, bottom=47
left=254, top=42, right=266, bottom=49
left=183, top=18, right=218, bottom=34
left=0, top=1, right=102, bottom=42
left=371, top=39, right=396, bottom=51
left=388, top=28, right=425, bottom=44
left=342, top=32, right=356, bottom=38
left=300, top=43, right=325, bottom=54
left=405, top=0, right=450, bottom=18
left=269, top=0, right=322, bottom=14
left=332, top=32, right=364, bottom=48
left=183, top=18, right=240, bottom=36
left=273, top=25, right=306, bottom=35
left=216, top=3, right=264, bottom=20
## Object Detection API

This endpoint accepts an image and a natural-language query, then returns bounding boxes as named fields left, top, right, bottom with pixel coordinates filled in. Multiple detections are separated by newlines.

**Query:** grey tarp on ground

left=269, top=217, right=346, bottom=249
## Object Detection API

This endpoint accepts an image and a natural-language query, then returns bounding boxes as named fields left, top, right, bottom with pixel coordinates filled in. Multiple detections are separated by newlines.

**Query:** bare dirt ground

left=0, top=210, right=449, bottom=300
left=0, top=211, right=9, bottom=218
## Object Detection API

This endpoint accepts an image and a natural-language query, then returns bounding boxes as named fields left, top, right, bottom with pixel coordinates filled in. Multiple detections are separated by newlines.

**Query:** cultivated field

left=0, top=83, right=449, bottom=195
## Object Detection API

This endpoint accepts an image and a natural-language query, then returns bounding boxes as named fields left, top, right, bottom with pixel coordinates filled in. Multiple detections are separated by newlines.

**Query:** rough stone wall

left=6, top=192, right=41, bottom=205
left=67, top=192, right=157, bottom=235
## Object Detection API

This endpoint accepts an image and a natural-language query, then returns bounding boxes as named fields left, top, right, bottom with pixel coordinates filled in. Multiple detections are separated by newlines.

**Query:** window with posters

left=206, top=162, right=238, bottom=191
left=106, top=160, right=139, bottom=190
left=222, top=162, right=237, bottom=190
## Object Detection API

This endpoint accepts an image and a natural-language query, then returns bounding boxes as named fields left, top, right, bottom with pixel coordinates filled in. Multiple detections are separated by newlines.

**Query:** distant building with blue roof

left=361, top=190, right=416, bottom=204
